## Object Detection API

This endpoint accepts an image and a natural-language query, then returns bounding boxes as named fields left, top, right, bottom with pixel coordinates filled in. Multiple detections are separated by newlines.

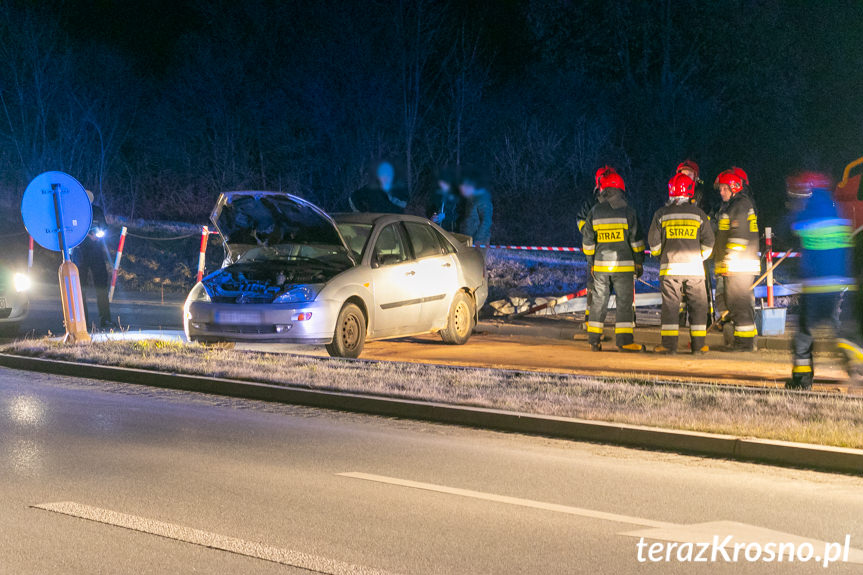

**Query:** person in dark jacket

left=71, top=191, right=113, bottom=328
left=786, top=172, right=863, bottom=389
left=426, top=167, right=460, bottom=233
left=648, top=173, right=715, bottom=354
left=349, top=161, right=409, bottom=214
left=458, top=168, right=493, bottom=245
left=713, top=169, right=760, bottom=351
left=581, top=170, right=645, bottom=352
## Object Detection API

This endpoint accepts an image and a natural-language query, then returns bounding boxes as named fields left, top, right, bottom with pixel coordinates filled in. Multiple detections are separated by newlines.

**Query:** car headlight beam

left=13, top=272, right=31, bottom=293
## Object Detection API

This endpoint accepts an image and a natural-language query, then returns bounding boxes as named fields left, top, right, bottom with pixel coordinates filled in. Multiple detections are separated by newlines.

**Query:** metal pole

left=108, top=226, right=127, bottom=303
left=765, top=227, right=774, bottom=308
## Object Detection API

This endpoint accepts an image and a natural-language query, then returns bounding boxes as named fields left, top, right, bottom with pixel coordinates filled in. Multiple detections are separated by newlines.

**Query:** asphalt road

left=1, top=369, right=862, bottom=574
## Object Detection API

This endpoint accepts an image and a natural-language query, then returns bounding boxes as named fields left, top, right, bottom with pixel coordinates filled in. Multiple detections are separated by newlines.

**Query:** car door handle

left=442, top=262, right=452, bottom=268
left=405, top=270, right=416, bottom=276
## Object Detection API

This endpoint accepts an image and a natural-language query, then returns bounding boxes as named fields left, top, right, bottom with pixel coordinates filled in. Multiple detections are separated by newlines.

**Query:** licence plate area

left=215, top=310, right=262, bottom=325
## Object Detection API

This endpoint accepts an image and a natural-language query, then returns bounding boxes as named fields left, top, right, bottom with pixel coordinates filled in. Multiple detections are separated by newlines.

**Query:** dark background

left=1, top=0, right=861, bottom=244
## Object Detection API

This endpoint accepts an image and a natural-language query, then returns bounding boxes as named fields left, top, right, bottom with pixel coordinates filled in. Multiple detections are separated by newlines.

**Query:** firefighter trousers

left=660, top=276, right=707, bottom=352
left=587, top=272, right=635, bottom=347
left=793, top=290, right=862, bottom=385
left=718, top=274, right=757, bottom=349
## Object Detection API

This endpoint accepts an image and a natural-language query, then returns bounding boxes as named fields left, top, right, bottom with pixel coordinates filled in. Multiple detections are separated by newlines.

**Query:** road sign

left=21, top=171, right=92, bottom=255
left=20, top=171, right=92, bottom=343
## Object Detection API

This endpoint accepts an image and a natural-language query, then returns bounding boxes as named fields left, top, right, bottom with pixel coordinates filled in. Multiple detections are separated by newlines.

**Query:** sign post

left=21, top=172, right=93, bottom=343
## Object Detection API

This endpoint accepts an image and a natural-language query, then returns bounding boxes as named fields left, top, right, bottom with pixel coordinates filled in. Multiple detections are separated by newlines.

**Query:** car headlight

left=273, top=284, right=320, bottom=304
left=13, top=272, right=31, bottom=293
left=187, top=282, right=211, bottom=303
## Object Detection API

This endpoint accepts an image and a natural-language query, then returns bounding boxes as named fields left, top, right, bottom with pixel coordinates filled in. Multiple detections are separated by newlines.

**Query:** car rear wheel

left=439, top=291, right=474, bottom=345
left=326, top=303, right=366, bottom=358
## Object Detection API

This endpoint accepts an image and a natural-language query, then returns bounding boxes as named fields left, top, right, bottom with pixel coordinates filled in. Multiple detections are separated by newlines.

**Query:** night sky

left=2, top=0, right=862, bottom=244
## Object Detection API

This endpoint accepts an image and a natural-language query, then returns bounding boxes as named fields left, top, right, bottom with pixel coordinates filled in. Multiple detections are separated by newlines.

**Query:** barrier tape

left=479, top=244, right=800, bottom=258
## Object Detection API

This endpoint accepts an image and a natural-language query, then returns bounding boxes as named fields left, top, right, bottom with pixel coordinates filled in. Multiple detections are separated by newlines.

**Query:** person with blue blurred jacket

left=786, top=172, right=863, bottom=390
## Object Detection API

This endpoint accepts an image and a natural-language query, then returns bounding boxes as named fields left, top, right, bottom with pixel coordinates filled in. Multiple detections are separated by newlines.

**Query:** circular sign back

left=21, top=171, right=93, bottom=252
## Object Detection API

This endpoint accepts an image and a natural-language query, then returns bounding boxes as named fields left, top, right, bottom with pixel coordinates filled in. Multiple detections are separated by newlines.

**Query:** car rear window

left=405, top=222, right=445, bottom=259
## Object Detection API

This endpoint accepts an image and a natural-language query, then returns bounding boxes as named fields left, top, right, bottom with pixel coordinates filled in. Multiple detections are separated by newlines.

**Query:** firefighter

left=577, top=166, right=617, bottom=330
left=713, top=169, right=761, bottom=351
left=676, top=159, right=715, bottom=327
left=786, top=172, right=863, bottom=390
left=581, top=169, right=645, bottom=352
left=648, top=173, right=715, bottom=354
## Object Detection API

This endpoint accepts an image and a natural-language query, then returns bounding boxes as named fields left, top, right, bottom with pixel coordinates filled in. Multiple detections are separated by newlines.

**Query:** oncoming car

left=0, top=263, right=31, bottom=335
left=183, top=191, right=487, bottom=358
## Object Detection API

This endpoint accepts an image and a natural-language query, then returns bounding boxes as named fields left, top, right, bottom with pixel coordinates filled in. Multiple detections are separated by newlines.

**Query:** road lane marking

left=33, top=501, right=399, bottom=575
left=336, top=472, right=673, bottom=528
left=339, top=472, right=863, bottom=565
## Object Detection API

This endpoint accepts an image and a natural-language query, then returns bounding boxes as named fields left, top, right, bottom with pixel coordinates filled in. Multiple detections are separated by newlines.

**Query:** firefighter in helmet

left=581, top=168, right=645, bottom=352
left=577, top=166, right=618, bottom=330
left=713, top=169, right=761, bottom=351
left=786, top=171, right=863, bottom=389
left=648, top=173, right=715, bottom=354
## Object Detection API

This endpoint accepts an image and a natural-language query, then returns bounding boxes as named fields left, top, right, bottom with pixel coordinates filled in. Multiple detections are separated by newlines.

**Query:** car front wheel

left=439, top=291, right=474, bottom=345
left=326, top=303, right=366, bottom=358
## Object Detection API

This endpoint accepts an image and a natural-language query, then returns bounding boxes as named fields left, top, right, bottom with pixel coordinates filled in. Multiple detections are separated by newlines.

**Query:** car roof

left=332, top=212, right=432, bottom=226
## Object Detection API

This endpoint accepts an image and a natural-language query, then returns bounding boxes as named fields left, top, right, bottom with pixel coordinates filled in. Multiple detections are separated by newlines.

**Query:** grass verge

left=4, top=338, right=863, bottom=449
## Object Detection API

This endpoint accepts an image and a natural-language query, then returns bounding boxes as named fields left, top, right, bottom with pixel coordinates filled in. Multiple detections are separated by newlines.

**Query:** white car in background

left=0, top=263, right=31, bottom=335
left=184, top=191, right=487, bottom=358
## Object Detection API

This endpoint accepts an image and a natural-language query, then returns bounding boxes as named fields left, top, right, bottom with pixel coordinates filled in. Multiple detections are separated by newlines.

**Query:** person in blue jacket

left=786, top=172, right=863, bottom=389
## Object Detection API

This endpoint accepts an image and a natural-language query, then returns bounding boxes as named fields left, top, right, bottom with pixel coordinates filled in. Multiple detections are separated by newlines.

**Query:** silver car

left=184, top=191, right=487, bottom=358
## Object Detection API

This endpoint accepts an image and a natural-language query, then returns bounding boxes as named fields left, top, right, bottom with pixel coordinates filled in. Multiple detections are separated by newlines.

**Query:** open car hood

left=210, top=191, right=355, bottom=264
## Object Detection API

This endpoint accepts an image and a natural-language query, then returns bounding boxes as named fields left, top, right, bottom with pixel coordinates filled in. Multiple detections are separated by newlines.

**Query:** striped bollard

left=196, top=225, right=209, bottom=283
left=108, top=226, right=127, bottom=303
left=27, top=235, right=34, bottom=270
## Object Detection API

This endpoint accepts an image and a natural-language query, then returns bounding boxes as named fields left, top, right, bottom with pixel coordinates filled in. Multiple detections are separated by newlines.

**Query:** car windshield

left=237, top=244, right=353, bottom=268
left=336, top=223, right=373, bottom=259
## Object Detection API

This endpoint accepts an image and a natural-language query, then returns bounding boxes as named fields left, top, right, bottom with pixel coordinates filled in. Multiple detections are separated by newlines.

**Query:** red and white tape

left=480, top=244, right=799, bottom=258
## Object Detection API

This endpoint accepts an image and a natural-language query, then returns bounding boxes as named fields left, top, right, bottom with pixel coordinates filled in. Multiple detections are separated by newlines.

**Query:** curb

left=1, top=353, right=861, bottom=476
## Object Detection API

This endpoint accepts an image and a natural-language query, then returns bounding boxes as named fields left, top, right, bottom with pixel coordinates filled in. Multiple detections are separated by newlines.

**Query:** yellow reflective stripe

left=734, top=329, right=757, bottom=337
left=837, top=340, right=863, bottom=361
left=660, top=329, right=679, bottom=337
left=718, top=218, right=731, bottom=231
left=690, top=330, right=706, bottom=337
left=727, top=242, right=747, bottom=251
left=792, top=365, right=813, bottom=374
left=593, top=265, right=635, bottom=273
left=661, top=219, right=701, bottom=228
left=583, top=246, right=595, bottom=255
left=615, top=327, right=634, bottom=334
left=593, top=223, right=629, bottom=230
left=577, top=220, right=586, bottom=231
left=586, top=322, right=604, bottom=334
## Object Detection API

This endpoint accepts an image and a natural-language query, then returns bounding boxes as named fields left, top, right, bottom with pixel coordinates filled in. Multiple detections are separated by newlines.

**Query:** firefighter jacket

left=791, top=187, right=854, bottom=293
left=647, top=198, right=715, bottom=277
left=713, top=191, right=760, bottom=275
left=581, top=187, right=645, bottom=273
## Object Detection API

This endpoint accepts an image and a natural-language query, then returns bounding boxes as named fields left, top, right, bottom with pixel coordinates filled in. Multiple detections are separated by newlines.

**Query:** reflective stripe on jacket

left=581, top=187, right=644, bottom=273
left=713, top=192, right=760, bottom=275
left=647, top=199, right=715, bottom=277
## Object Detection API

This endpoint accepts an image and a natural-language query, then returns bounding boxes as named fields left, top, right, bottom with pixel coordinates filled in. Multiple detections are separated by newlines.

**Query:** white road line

left=337, top=472, right=674, bottom=529
left=33, top=501, right=399, bottom=575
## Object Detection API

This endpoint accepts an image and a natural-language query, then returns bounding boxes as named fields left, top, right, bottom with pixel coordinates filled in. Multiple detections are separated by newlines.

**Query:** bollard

left=108, top=226, right=127, bottom=303
left=196, top=225, right=209, bottom=283
left=765, top=227, right=774, bottom=307
left=27, top=235, right=33, bottom=270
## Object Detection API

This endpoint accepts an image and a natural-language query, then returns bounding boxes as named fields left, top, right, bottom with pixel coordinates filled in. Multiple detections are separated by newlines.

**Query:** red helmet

left=597, top=170, right=625, bottom=192
left=594, top=165, right=617, bottom=189
left=786, top=171, right=833, bottom=199
left=676, top=160, right=700, bottom=180
left=730, top=166, right=749, bottom=185
left=714, top=170, right=744, bottom=194
left=668, top=173, right=695, bottom=199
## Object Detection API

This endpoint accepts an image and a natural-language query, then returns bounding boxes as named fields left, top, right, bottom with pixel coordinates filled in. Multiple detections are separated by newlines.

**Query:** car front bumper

left=0, top=292, right=29, bottom=325
left=184, top=299, right=340, bottom=344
